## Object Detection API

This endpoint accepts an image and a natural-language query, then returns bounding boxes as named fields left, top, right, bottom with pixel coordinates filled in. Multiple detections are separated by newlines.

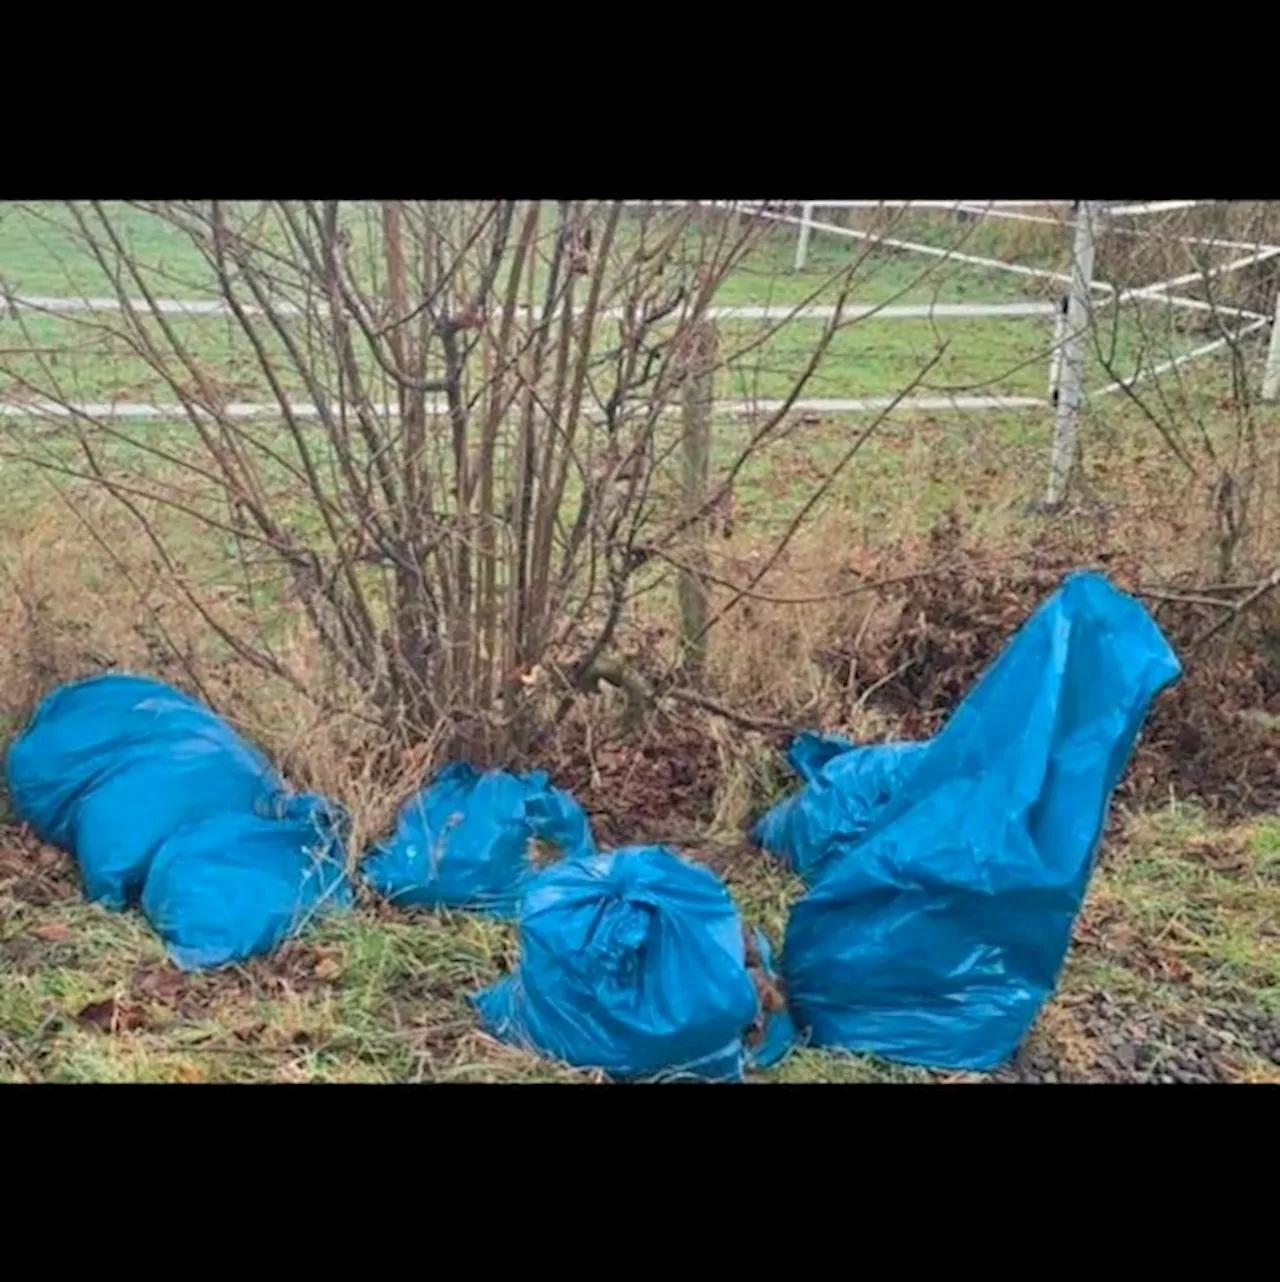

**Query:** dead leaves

left=0, top=828, right=78, bottom=907
left=312, top=949, right=344, bottom=983
left=1183, top=832, right=1252, bottom=876
left=549, top=715, right=723, bottom=847
left=76, top=997, right=150, bottom=1035
left=815, top=519, right=1280, bottom=820
left=742, top=923, right=787, bottom=1050
left=132, top=966, right=192, bottom=1008
left=31, top=922, right=74, bottom=943
left=60, top=937, right=351, bottom=1057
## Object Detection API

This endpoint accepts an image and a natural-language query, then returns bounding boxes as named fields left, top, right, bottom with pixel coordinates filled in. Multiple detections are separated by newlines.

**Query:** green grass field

left=0, top=202, right=1055, bottom=303
left=1, top=201, right=1276, bottom=1084
left=0, top=201, right=1210, bottom=412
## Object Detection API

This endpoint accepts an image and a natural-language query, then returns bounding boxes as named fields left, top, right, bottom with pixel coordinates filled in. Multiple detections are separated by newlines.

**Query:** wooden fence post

left=678, top=319, right=717, bottom=680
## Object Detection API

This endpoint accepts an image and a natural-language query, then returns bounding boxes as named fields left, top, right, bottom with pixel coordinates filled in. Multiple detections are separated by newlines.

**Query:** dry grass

left=0, top=496, right=438, bottom=858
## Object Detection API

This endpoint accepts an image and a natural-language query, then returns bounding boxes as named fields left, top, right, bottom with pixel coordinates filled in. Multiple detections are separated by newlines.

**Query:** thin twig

left=1188, top=567, right=1280, bottom=652
left=1136, top=588, right=1246, bottom=610
left=664, top=687, right=796, bottom=735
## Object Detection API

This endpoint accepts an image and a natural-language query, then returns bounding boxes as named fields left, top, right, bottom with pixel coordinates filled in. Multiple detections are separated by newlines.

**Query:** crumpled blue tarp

left=141, top=793, right=353, bottom=970
left=473, top=844, right=796, bottom=1081
left=361, top=761, right=596, bottom=916
left=4, top=672, right=351, bottom=968
left=769, top=571, right=1181, bottom=1072
left=754, top=732, right=930, bottom=883
left=5, top=674, right=285, bottom=909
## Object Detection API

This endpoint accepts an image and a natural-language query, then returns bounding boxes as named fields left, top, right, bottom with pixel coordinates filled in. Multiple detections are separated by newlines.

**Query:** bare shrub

left=1080, top=204, right=1280, bottom=582
left=2, top=201, right=938, bottom=760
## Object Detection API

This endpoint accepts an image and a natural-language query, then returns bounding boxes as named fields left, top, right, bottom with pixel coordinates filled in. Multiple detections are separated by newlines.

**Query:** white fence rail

left=3, top=295, right=1057, bottom=323
left=0, top=394, right=1047, bottom=423
left=755, top=199, right=1280, bottom=425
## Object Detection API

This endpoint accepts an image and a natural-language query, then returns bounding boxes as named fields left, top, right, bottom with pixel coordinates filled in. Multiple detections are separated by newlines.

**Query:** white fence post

left=794, top=202, right=816, bottom=272
left=1046, top=200, right=1099, bottom=508
left=1263, top=286, right=1280, bottom=402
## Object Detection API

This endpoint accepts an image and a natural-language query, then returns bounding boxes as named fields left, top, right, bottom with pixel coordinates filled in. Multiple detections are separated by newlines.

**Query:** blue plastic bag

left=141, top=793, right=353, bottom=970
left=754, top=732, right=930, bottom=883
left=5, top=674, right=285, bottom=908
left=361, top=762, right=595, bottom=916
left=777, top=571, right=1181, bottom=1072
left=474, top=845, right=792, bottom=1081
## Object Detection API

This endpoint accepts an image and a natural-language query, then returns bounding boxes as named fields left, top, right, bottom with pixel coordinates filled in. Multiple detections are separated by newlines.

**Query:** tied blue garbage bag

left=361, top=761, right=595, bottom=916
left=473, top=845, right=795, bottom=1081
left=141, top=793, right=353, bottom=970
left=753, top=731, right=930, bottom=883
left=778, top=571, right=1181, bottom=1072
left=5, top=673, right=285, bottom=908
